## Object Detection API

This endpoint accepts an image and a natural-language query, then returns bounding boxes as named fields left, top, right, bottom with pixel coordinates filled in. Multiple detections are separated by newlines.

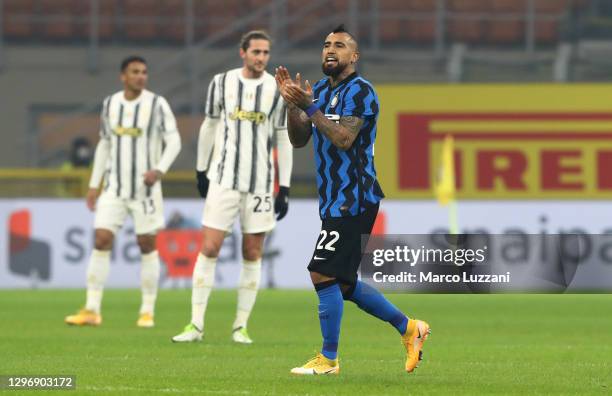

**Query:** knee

left=137, top=237, right=156, bottom=254
left=242, top=234, right=265, bottom=261
left=340, top=283, right=355, bottom=300
left=201, top=239, right=221, bottom=258
left=94, top=231, right=114, bottom=251
left=242, top=245, right=262, bottom=261
left=309, top=271, right=334, bottom=285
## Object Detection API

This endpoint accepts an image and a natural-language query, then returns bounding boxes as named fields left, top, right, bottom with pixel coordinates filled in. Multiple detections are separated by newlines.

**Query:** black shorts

left=307, top=203, right=379, bottom=285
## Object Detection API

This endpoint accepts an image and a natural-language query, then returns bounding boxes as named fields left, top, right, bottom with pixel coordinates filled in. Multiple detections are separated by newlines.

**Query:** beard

left=322, top=60, right=348, bottom=77
left=247, top=62, right=265, bottom=75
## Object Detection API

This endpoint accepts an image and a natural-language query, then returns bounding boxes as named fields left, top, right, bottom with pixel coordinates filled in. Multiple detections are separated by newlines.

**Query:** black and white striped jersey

left=96, top=89, right=180, bottom=200
left=203, top=68, right=288, bottom=194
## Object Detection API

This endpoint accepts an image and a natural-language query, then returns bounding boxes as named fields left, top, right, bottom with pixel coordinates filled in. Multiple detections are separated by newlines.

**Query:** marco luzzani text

left=370, top=246, right=511, bottom=284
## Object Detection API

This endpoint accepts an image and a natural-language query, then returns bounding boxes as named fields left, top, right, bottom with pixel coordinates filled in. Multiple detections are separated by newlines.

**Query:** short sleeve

left=342, top=81, right=379, bottom=118
left=205, top=74, right=221, bottom=118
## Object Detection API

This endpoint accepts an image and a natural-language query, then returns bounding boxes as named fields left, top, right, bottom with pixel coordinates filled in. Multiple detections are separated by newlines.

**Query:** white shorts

left=202, top=181, right=275, bottom=234
left=94, top=192, right=165, bottom=235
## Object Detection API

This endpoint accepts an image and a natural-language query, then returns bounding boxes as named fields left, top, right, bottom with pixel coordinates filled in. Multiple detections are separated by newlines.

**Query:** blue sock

left=348, top=281, right=409, bottom=335
left=315, top=282, right=343, bottom=360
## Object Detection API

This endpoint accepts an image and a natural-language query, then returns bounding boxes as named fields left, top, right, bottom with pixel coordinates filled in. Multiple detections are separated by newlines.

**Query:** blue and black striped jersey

left=311, top=72, right=384, bottom=219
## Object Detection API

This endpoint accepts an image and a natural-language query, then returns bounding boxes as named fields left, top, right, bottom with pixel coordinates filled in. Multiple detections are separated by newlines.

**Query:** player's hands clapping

left=274, top=66, right=293, bottom=96
left=274, top=186, right=290, bottom=221
left=196, top=171, right=210, bottom=198
left=275, top=66, right=313, bottom=110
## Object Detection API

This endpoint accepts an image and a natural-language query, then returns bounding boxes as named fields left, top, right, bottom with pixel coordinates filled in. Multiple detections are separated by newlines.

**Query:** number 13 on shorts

left=142, top=199, right=156, bottom=215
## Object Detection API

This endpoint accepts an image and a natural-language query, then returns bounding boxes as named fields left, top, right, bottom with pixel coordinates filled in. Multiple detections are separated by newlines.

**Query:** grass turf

left=0, top=290, right=610, bottom=395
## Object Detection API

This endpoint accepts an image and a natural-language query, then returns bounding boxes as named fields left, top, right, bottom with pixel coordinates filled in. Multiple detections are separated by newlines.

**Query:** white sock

left=85, top=250, right=111, bottom=314
left=140, top=251, right=160, bottom=315
left=191, top=254, right=217, bottom=330
left=233, top=259, right=262, bottom=330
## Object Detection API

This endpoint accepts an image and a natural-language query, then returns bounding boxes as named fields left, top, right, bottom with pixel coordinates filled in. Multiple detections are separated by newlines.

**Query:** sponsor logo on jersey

left=229, top=107, right=267, bottom=125
left=113, top=127, right=143, bottom=137
left=325, top=114, right=340, bottom=123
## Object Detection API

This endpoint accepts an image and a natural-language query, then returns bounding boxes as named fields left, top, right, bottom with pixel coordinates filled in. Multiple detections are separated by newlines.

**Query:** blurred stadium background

left=2, top=2, right=612, bottom=394
left=1, top=0, right=609, bottom=190
left=2, top=0, right=612, bottom=290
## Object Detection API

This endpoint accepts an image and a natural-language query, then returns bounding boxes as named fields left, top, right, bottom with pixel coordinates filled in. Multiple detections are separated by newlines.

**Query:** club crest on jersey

left=229, top=107, right=267, bottom=124
left=330, top=93, right=339, bottom=109
left=113, top=127, right=143, bottom=137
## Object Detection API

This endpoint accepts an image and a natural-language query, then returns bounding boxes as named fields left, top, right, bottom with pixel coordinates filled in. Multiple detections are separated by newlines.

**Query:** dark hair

left=334, top=23, right=358, bottom=39
left=240, top=30, right=271, bottom=51
left=120, top=55, right=147, bottom=72
left=330, top=24, right=358, bottom=49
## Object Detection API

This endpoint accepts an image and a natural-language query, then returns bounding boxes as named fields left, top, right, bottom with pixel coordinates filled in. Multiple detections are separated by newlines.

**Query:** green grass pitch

left=1, top=290, right=610, bottom=395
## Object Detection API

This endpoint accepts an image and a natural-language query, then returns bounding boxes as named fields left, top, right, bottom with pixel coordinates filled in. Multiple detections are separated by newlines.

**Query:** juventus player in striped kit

left=172, top=31, right=293, bottom=344
left=65, top=56, right=181, bottom=328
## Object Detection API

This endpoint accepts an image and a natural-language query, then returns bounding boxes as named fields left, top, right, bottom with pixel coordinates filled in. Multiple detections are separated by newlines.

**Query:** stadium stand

left=194, top=0, right=246, bottom=44
left=1, top=0, right=588, bottom=45
left=159, top=0, right=188, bottom=43
left=447, top=0, right=486, bottom=44
left=39, top=0, right=77, bottom=41
left=3, top=0, right=36, bottom=40
left=488, top=0, right=525, bottom=44
left=404, top=0, right=437, bottom=43
left=123, top=0, right=161, bottom=41
left=0, top=0, right=607, bottom=180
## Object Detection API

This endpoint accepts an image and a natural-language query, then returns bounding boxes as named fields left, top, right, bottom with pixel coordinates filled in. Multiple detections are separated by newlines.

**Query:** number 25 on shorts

left=253, top=196, right=272, bottom=213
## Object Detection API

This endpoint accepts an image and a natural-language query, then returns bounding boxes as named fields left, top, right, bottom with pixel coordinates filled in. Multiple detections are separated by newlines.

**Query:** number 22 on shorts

left=316, top=230, right=340, bottom=251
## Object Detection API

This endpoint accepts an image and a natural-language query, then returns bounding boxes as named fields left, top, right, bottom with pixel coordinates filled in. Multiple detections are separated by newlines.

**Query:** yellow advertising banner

left=376, top=84, right=612, bottom=199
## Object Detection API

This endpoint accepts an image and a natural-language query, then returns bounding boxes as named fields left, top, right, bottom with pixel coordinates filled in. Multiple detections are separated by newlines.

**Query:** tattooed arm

left=286, top=104, right=313, bottom=148
left=275, top=66, right=365, bottom=150
left=308, top=114, right=363, bottom=151
left=275, top=66, right=364, bottom=150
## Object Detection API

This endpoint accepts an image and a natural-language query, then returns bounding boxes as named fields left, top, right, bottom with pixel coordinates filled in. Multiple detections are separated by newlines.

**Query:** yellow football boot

left=137, top=313, right=155, bottom=328
left=290, top=353, right=340, bottom=375
left=64, top=309, right=102, bottom=326
left=402, top=319, right=431, bottom=373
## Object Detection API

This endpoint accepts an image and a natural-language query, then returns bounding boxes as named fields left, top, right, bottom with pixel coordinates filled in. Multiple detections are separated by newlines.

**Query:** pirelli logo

left=398, top=113, right=612, bottom=199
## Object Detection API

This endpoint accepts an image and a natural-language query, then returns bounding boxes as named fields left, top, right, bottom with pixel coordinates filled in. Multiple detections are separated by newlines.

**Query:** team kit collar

left=317, top=72, right=359, bottom=110
left=327, top=71, right=359, bottom=90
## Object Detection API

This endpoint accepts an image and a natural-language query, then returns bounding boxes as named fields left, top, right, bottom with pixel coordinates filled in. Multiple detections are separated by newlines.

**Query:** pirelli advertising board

left=376, top=84, right=612, bottom=199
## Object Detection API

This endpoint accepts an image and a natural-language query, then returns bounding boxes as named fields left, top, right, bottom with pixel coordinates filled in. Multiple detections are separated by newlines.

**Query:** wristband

left=305, top=104, right=319, bottom=118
